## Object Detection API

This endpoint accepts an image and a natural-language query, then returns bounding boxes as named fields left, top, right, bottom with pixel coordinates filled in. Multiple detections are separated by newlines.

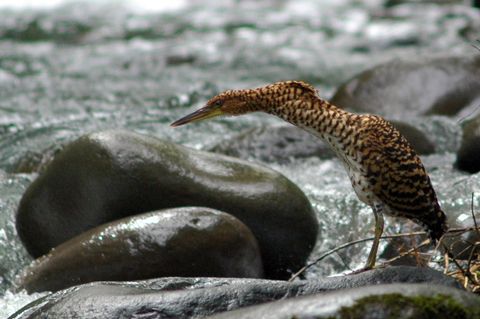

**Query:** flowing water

left=0, top=0, right=479, bottom=317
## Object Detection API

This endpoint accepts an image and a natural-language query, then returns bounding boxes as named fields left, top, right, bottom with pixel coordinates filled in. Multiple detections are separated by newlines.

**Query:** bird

left=171, top=80, right=448, bottom=270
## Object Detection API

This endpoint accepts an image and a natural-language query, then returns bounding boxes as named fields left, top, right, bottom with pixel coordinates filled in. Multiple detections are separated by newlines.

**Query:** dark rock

left=208, top=125, right=335, bottom=163
left=166, top=54, right=197, bottom=66
left=331, top=55, right=480, bottom=120
left=208, top=284, right=480, bottom=319
left=16, top=130, right=317, bottom=279
left=455, top=114, right=480, bottom=173
left=17, top=207, right=263, bottom=293
left=10, top=266, right=462, bottom=319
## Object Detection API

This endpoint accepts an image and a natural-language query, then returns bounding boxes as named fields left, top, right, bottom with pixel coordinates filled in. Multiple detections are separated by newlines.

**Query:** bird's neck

left=259, top=94, right=355, bottom=140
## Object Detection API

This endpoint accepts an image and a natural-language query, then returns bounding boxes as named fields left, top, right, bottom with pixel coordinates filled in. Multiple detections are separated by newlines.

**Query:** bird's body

left=172, top=80, right=448, bottom=269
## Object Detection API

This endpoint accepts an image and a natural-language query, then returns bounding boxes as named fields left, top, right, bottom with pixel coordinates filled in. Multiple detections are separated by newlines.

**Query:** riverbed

left=0, top=0, right=479, bottom=317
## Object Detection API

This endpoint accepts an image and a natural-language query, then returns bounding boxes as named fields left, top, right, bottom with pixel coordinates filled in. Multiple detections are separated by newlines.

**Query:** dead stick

left=289, top=231, right=427, bottom=282
left=289, top=225, right=480, bottom=282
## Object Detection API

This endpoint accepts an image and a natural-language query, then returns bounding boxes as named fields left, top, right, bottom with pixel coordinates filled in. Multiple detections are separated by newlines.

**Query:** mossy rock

left=16, top=130, right=317, bottom=279
left=337, top=293, right=476, bottom=319
left=208, top=284, right=480, bottom=319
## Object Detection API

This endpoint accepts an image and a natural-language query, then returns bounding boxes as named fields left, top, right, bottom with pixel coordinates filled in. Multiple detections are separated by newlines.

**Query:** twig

left=472, top=39, right=480, bottom=51
left=456, top=103, right=480, bottom=125
left=471, top=192, right=480, bottom=238
left=380, top=239, right=431, bottom=266
left=444, top=226, right=480, bottom=235
left=288, top=231, right=427, bottom=282
left=444, top=252, right=449, bottom=274
left=442, top=242, right=478, bottom=286
left=289, top=224, right=480, bottom=282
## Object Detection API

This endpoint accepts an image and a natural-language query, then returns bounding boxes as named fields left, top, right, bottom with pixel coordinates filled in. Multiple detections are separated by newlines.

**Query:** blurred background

left=0, top=0, right=479, bottom=317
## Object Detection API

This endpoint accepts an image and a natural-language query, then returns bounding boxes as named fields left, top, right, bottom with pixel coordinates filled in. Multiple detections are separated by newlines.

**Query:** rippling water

left=0, top=0, right=479, bottom=316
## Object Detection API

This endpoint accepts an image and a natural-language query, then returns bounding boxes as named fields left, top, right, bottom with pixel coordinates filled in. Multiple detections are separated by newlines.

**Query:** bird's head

left=171, top=81, right=317, bottom=127
left=171, top=89, right=253, bottom=127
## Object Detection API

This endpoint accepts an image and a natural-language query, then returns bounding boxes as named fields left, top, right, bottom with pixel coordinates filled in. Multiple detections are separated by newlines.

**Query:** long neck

left=250, top=90, right=355, bottom=141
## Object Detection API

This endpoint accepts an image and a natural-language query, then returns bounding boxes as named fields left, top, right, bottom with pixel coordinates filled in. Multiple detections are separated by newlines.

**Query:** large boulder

left=10, top=266, right=461, bottom=319
left=17, top=207, right=263, bottom=293
left=16, top=130, right=317, bottom=279
left=331, top=55, right=480, bottom=119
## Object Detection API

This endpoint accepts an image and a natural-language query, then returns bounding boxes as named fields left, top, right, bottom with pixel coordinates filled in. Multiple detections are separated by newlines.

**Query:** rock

left=9, top=266, right=461, bottom=319
left=208, top=125, right=335, bottom=163
left=455, top=113, right=480, bottom=173
left=331, top=55, right=480, bottom=120
left=17, top=207, right=264, bottom=293
left=16, top=130, right=317, bottom=279
left=208, top=284, right=480, bottom=319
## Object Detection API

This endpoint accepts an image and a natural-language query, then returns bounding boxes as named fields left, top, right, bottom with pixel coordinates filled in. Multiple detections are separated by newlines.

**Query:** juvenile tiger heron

left=171, top=80, right=448, bottom=269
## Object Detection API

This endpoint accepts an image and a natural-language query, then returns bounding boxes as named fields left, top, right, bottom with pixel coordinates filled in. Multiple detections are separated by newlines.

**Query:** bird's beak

left=171, top=106, right=223, bottom=127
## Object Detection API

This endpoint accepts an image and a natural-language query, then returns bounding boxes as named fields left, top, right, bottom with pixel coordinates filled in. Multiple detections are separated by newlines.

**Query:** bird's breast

left=326, top=135, right=377, bottom=206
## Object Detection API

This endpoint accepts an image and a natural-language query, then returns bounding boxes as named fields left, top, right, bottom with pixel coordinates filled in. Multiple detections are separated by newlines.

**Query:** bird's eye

left=214, top=99, right=223, bottom=108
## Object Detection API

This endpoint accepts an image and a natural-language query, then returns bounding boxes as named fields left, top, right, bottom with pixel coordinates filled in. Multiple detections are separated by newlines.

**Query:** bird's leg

left=365, top=203, right=385, bottom=270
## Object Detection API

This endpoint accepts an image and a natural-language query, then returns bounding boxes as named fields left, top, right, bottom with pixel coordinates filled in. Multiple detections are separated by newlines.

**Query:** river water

left=0, top=0, right=479, bottom=317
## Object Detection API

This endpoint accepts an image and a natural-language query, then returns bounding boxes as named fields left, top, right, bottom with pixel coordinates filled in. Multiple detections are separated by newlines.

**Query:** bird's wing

left=361, top=117, right=436, bottom=221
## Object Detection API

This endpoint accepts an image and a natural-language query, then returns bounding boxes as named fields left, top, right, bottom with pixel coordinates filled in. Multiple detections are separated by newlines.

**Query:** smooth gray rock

left=209, top=125, right=335, bottom=163
left=208, top=284, right=480, bottom=319
left=17, top=207, right=263, bottom=293
left=331, top=55, right=480, bottom=120
left=10, top=266, right=462, bottom=319
left=16, top=130, right=317, bottom=279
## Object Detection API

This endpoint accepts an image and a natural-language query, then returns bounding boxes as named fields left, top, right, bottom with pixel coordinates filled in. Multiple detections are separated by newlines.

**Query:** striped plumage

left=172, top=80, right=448, bottom=269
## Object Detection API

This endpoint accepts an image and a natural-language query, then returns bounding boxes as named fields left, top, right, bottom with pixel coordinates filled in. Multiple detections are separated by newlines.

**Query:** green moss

left=334, top=293, right=480, bottom=319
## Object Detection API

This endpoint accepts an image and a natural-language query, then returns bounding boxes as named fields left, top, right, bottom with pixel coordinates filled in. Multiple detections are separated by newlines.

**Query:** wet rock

left=455, top=114, right=480, bottom=173
left=209, top=125, right=335, bottom=163
left=10, top=266, right=461, bottom=319
left=209, top=284, right=480, bottom=319
left=16, top=130, right=317, bottom=280
left=331, top=55, right=480, bottom=120
left=17, top=207, right=263, bottom=293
